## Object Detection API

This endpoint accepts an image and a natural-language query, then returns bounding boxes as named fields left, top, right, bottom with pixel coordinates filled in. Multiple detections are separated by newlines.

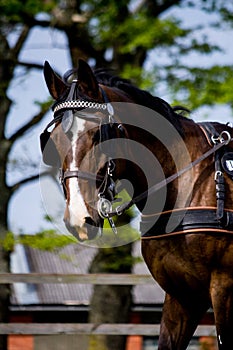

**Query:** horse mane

left=62, top=67, right=186, bottom=135
left=94, top=69, right=185, bottom=135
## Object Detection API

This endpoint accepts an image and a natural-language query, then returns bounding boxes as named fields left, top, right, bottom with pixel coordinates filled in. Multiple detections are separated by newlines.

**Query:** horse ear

left=43, top=61, right=67, bottom=100
left=77, top=59, right=99, bottom=97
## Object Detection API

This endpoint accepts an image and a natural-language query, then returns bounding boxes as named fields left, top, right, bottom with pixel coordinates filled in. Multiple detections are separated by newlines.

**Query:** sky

left=7, top=27, right=71, bottom=235
left=7, top=4, right=233, bottom=236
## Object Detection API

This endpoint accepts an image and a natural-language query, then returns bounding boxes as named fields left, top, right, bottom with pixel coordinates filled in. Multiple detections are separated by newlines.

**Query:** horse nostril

left=84, top=217, right=99, bottom=239
left=85, top=217, right=95, bottom=227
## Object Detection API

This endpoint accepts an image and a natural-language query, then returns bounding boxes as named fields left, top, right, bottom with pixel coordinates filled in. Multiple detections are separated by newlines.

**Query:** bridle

left=40, top=79, right=124, bottom=233
left=41, top=79, right=233, bottom=237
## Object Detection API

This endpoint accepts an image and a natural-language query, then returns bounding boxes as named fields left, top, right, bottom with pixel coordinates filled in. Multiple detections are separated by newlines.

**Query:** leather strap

left=141, top=207, right=233, bottom=239
left=62, top=170, right=104, bottom=183
left=198, top=122, right=218, bottom=146
left=109, top=138, right=230, bottom=217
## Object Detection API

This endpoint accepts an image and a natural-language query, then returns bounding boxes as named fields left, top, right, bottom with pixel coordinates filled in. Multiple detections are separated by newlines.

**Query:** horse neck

left=120, top=121, right=182, bottom=213
left=109, top=93, right=219, bottom=212
left=120, top=116, right=215, bottom=214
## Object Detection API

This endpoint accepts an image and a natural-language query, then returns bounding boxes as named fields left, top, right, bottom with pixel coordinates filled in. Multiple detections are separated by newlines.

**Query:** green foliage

left=79, top=0, right=233, bottom=112
left=0, top=0, right=57, bottom=21
left=94, top=248, right=142, bottom=272
left=2, top=230, right=76, bottom=252
left=88, top=3, right=191, bottom=65
left=19, top=230, right=76, bottom=251
left=34, top=98, right=53, bottom=111
left=167, top=65, right=233, bottom=109
left=2, top=0, right=233, bottom=112
left=2, top=232, right=15, bottom=252
left=116, top=17, right=189, bottom=54
left=121, top=64, right=159, bottom=90
left=89, top=239, right=142, bottom=273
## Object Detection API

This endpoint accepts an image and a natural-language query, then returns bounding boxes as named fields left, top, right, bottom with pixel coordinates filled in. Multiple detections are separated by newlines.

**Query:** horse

left=40, top=59, right=233, bottom=349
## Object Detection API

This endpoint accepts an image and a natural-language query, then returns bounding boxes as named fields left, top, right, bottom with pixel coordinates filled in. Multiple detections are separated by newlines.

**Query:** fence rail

left=0, top=323, right=216, bottom=337
left=0, top=273, right=216, bottom=337
left=0, top=273, right=154, bottom=285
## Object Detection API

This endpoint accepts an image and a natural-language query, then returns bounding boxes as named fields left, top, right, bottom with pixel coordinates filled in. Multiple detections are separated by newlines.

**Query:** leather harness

left=141, top=122, right=233, bottom=240
left=41, top=80, right=233, bottom=239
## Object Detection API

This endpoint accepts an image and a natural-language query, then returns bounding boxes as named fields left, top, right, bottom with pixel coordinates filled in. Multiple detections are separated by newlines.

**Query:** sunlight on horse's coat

left=66, top=117, right=90, bottom=236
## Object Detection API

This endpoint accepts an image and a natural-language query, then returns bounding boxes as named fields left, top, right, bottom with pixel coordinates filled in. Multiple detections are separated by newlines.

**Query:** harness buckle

left=97, top=197, right=113, bottom=219
left=219, top=130, right=231, bottom=145
left=211, top=130, right=231, bottom=145
left=59, top=169, right=64, bottom=185
left=215, top=170, right=223, bottom=181
left=107, top=159, right=115, bottom=176
left=116, top=206, right=123, bottom=216
left=97, top=197, right=118, bottom=234
left=211, top=135, right=219, bottom=144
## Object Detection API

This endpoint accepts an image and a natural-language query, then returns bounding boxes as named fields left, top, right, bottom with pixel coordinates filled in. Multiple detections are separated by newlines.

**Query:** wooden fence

left=0, top=273, right=217, bottom=337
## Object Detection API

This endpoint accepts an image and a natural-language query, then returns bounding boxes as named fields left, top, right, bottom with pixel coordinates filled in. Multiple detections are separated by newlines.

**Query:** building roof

left=11, top=241, right=164, bottom=306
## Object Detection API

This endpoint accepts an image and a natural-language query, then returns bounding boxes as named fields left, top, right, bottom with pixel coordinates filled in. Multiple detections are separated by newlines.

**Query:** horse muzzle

left=64, top=216, right=102, bottom=241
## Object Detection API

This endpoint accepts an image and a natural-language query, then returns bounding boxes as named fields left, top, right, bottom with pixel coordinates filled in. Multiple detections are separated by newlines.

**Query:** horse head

left=41, top=60, right=130, bottom=241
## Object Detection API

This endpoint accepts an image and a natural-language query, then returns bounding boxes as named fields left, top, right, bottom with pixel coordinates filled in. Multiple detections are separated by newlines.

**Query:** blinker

left=62, top=110, right=74, bottom=133
left=61, top=79, right=77, bottom=134
left=40, top=129, right=60, bottom=167
left=107, top=103, right=114, bottom=117
left=221, top=152, right=233, bottom=178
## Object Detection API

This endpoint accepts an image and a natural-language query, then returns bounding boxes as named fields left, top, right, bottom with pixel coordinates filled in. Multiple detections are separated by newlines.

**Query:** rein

left=41, top=79, right=233, bottom=237
left=108, top=132, right=232, bottom=218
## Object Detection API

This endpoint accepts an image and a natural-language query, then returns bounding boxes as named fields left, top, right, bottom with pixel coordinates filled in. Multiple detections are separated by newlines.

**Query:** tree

left=0, top=2, right=58, bottom=348
left=1, top=1, right=233, bottom=349
left=88, top=212, right=138, bottom=350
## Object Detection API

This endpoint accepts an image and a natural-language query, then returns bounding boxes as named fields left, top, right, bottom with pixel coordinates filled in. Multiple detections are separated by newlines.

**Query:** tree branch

left=9, top=104, right=51, bottom=142
left=11, top=25, right=30, bottom=58
left=145, top=0, right=182, bottom=17
left=17, top=60, right=45, bottom=70
left=9, top=168, right=57, bottom=193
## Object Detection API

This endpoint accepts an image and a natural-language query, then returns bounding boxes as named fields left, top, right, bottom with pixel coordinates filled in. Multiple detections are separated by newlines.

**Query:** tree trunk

left=0, top=60, right=12, bottom=350
left=88, top=243, right=132, bottom=350
left=0, top=187, right=11, bottom=339
left=0, top=132, right=12, bottom=350
left=0, top=241, right=10, bottom=350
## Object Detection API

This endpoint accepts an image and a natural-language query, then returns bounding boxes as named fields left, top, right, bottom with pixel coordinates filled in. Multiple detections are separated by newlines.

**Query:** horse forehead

left=70, top=118, right=99, bottom=163
left=72, top=116, right=86, bottom=135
